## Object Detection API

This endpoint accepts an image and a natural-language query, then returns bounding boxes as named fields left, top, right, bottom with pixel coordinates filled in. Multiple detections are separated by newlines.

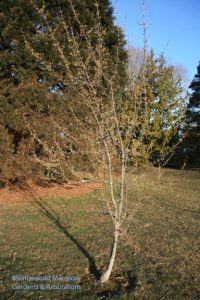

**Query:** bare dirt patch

left=0, top=180, right=102, bottom=204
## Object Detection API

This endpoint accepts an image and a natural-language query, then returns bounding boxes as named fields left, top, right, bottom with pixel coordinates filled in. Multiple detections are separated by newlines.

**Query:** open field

left=0, top=168, right=200, bottom=299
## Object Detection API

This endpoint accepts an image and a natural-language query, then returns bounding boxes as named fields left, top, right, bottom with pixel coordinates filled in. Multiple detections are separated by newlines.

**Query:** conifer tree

left=120, top=49, right=186, bottom=165
left=184, top=62, right=200, bottom=166
left=0, top=0, right=127, bottom=183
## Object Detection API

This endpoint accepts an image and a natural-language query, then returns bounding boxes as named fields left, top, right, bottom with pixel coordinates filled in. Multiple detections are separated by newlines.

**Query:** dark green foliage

left=0, top=0, right=127, bottom=84
left=184, top=62, right=200, bottom=167
left=0, top=0, right=40, bottom=81
left=0, top=0, right=128, bottom=184
left=168, top=62, right=200, bottom=168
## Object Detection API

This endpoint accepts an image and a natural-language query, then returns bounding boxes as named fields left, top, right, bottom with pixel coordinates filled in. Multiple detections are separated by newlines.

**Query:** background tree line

left=0, top=0, right=198, bottom=186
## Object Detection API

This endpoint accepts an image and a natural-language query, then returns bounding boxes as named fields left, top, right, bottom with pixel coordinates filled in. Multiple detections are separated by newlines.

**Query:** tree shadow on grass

left=28, top=193, right=101, bottom=281
left=19, top=188, right=137, bottom=298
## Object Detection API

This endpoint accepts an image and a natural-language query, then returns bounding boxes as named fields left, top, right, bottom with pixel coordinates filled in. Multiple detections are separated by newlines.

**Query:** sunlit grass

left=0, top=169, right=199, bottom=299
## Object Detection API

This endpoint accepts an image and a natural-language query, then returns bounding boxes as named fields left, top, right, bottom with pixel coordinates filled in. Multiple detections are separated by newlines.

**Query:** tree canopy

left=0, top=0, right=189, bottom=185
left=0, top=0, right=128, bottom=184
left=185, top=62, right=200, bottom=167
left=120, top=48, right=186, bottom=166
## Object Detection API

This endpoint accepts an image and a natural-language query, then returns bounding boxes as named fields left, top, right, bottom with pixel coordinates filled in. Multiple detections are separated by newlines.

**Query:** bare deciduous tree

left=24, top=1, right=185, bottom=284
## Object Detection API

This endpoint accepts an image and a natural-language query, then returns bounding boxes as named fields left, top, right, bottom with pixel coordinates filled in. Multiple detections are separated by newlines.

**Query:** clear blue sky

left=111, top=0, right=200, bottom=83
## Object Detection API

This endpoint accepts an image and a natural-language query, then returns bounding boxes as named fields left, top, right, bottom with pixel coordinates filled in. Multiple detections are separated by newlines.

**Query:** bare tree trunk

left=99, top=221, right=120, bottom=284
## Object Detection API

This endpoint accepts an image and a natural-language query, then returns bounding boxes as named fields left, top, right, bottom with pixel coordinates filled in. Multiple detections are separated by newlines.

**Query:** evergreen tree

left=184, top=62, right=200, bottom=166
left=0, top=0, right=127, bottom=84
left=0, top=0, right=128, bottom=184
left=120, top=49, right=186, bottom=165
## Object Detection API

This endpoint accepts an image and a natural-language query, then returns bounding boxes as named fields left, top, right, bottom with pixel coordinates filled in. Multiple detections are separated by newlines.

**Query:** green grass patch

left=0, top=169, right=200, bottom=299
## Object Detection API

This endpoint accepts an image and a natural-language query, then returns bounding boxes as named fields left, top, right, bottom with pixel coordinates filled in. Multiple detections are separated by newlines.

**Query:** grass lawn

left=0, top=168, right=200, bottom=299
